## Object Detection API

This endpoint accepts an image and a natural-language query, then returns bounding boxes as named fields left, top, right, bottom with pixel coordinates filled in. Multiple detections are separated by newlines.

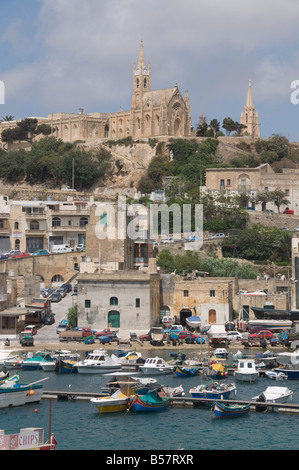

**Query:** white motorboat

left=252, top=386, right=293, bottom=404
left=0, top=351, right=24, bottom=369
left=0, top=377, right=48, bottom=409
left=41, top=361, right=57, bottom=372
left=265, top=371, right=288, bottom=381
left=248, top=319, right=292, bottom=331
left=214, top=348, right=228, bottom=359
left=111, top=350, right=142, bottom=364
left=234, top=359, right=259, bottom=383
left=139, top=357, right=174, bottom=375
left=185, top=316, right=201, bottom=329
left=162, top=316, right=175, bottom=329
left=75, top=349, right=121, bottom=374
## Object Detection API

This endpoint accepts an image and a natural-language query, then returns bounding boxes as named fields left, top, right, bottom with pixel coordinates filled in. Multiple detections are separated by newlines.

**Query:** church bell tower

left=132, top=41, right=151, bottom=108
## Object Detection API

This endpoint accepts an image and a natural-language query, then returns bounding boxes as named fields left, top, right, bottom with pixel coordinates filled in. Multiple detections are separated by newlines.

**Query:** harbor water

left=1, top=348, right=299, bottom=451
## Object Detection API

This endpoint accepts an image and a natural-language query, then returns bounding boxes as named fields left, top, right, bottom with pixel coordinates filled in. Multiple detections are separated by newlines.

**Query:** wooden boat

left=130, top=390, right=170, bottom=412
left=160, top=385, right=184, bottom=397
left=189, top=380, right=236, bottom=399
left=234, top=359, right=259, bottom=383
left=90, top=386, right=134, bottom=414
left=174, top=365, right=200, bottom=377
left=212, top=401, right=250, bottom=418
left=100, top=374, right=158, bottom=396
left=54, top=358, right=78, bottom=374
left=250, top=307, right=299, bottom=322
left=0, top=377, right=48, bottom=409
left=205, top=362, right=228, bottom=379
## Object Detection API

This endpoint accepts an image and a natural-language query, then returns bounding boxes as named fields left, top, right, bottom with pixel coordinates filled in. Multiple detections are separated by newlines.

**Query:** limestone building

left=240, top=80, right=260, bottom=139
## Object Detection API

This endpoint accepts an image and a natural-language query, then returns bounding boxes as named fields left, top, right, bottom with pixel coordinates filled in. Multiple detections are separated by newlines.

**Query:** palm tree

left=1, top=115, right=14, bottom=122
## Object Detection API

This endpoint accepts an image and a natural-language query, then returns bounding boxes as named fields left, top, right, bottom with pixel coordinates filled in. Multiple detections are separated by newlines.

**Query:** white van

left=51, top=244, right=74, bottom=253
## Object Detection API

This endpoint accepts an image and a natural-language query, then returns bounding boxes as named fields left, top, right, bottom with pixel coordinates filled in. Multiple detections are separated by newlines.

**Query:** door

left=108, top=310, right=120, bottom=328
left=180, top=308, right=192, bottom=326
left=208, top=309, right=216, bottom=324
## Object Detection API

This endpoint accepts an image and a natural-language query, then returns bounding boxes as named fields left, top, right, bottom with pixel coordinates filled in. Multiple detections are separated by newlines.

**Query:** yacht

left=75, top=349, right=122, bottom=374
left=252, top=386, right=293, bottom=404
left=139, top=357, right=174, bottom=375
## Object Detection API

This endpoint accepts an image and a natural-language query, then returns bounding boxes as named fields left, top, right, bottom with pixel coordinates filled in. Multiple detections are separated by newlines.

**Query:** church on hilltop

left=30, top=42, right=192, bottom=143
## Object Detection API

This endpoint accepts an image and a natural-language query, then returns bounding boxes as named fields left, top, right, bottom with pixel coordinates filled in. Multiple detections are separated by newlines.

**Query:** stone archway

left=180, top=308, right=192, bottom=327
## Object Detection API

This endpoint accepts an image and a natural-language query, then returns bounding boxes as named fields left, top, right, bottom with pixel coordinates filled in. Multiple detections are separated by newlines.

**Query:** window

left=14, top=222, right=19, bottom=230
left=220, top=179, right=225, bottom=188
left=51, top=274, right=64, bottom=282
left=227, top=179, right=231, bottom=186
left=285, top=189, right=290, bottom=196
left=136, top=298, right=140, bottom=308
left=79, top=217, right=88, bottom=227
left=110, top=297, right=118, bottom=306
left=0, top=220, right=4, bottom=229
left=210, top=290, right=215, bottom=297
left=136, top=78, right=139, bottom=88
left=183, top=290, right=189, bottom=297
left=85, top=299, right=91, bottom=309
left=30, top=220, right=39, bottom=230
left=144, top=78, right=147, bottom=88
left=52, top=217, right=61, bottom=227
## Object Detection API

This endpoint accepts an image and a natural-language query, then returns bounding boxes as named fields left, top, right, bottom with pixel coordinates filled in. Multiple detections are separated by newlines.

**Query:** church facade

left=27, top=42, right=192, bottom=143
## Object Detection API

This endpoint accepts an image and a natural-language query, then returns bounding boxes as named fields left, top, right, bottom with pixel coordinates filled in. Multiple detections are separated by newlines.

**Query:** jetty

left=41, top=390, right=299, bottom=413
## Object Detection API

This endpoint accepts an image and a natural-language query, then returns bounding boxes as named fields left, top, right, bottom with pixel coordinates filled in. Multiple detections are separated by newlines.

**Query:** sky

left=1, top=0, right=299, bottom=140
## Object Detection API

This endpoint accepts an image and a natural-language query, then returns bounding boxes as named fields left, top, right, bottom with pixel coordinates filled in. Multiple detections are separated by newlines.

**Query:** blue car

left=31, top=249, right=50, bottom=256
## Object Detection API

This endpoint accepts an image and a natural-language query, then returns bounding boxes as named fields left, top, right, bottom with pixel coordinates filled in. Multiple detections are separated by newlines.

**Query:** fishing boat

left=162, top=315, right=175, bottom=329
left=205, top=362, right=228, bottom=379
left=189, top=380, right=237, bottom=399
left=100, top=374, right=158, bottom=396
left=130, top=390, right=170, bottom=412
left=234, top=359, right=259, bottom=383
left=139, top=357, right=174, bottom=375
left=0, top=350, right=24, bottom=369
left=22, top=352, right=55, bottom=371
left=248, top=318, right=293, bottom=331
left=75, top=349, right=121, bottom=374
left=185, top=316, right=201, bottom=329
left=41, top=361, right=57, bottom=372
left=174, top=365, right=200, bottom=377
left=54, top=358, right=78, bottom=374
left=250, top=307, right=299, bottom=322
left=0, top=377, right=48, bottom=409
left=212, top=401, right=250, bottom=418
left=160, top=385, right=184, bottom=397
left=90, top=386, right=134, bottom=413
left=252, top=386, right=293, bottom=404
left=111, top=349, right=142, bottom=364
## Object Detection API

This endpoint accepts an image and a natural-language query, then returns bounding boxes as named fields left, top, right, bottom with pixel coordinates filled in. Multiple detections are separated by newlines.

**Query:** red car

left=11, top=252, right=30, bottom=258
left=178, top=331, right=200, bottom=340
left=249, top=330, right=273, bottom=339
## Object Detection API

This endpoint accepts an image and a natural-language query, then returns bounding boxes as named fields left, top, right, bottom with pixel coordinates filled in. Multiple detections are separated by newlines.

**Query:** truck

left=149, top=327, right=164, bottom=346
left=59, top=327, right=94, bottom=342
left=207, top=324, right=228, bottom=346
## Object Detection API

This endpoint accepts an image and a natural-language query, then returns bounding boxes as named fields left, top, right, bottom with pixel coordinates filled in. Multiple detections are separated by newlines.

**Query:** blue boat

left=130, top=390, right=170, bottom=412
left=273, top=368, right=299, bottom=380
left=175, top=365, right=200, bottom=377
left=212, top=401, right=250, bottom=418
left=189, top=380, right=237, bottom=399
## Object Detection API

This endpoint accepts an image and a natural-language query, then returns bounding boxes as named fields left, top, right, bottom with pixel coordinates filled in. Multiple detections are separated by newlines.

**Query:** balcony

left=51, top=224, right=88, bottom=232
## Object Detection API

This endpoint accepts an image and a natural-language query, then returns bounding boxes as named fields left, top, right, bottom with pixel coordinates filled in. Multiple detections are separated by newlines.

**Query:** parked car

left=139, top=333, right=150, bottom=342
left=31, top=249, right=50, bottom=256
left=56, top=320, right=69, bottom=334
left=57, top=288, right=67, bottom=298
left=0, top=254, right=8, bottom=260
left=24, top=325, right=37, bottom=336
left=294, top=226, right=299, bottom=231
left=4, top=250, right=21, bottom=257
left=209, top=233, right=226, bottom=239
left=178, top=331, right=200, bottom=340
left=42, top=313, right=55, bottom=325
left=227, top=331, right=244, bottom=341
left=186, top=235, right=203, bottom=242
left=162, top=237, right=174, bottom=243
left=283, top=209, right=294, bottom=215
left=50, top=292, right=62, bottom=302
left=11, top=252, right=30, bottom=258
left=249, top=330, right=274, bottom=340
left=19, top=332, right=34, bottom=347
left=61, top=283, right=72, bottom=293
left=76, top=244, right=84, bottom=252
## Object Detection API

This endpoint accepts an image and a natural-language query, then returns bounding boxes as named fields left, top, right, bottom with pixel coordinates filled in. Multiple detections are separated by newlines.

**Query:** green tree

left=67, top=304, right=78, bottom=329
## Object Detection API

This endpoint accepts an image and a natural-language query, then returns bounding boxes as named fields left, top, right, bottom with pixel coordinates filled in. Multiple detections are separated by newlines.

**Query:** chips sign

left=0, top=431, right=40, bottom=450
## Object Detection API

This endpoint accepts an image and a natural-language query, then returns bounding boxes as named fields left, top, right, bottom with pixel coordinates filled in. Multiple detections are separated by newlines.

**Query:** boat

left=174, top=365, right=200, bottom=377
left=234, top=359, right=259, bottom=382
left=212, top=401, right=250, bottom=418
left=189, top=380, right=237, bottom=399
left=75, top=349, right=122, bottom=374
left=265, top=371, right=288, bottom=381
left=205, top=362, right=228, bottom=379
left=162, top=316, right=175, bottom=329
left=250, top=307, right=299, bottom=322
left=273, top=351, right=299, bottom=379
left=100, top=374, right=158, bottom=396
left=214, top=348, right=228, bottom=359
left=225, top=321, right=235, bottom=331
left=129, top=390, right=170, bottom=412
left=111, top=349, right=142, bottom=364
left=0, top=428, right=57, bottom=450
left=160, top=385, right=184, bottom=397
left=0, top=377, right=48, bottom=409
left=90, top=385, right=134, bottom=413
left=252, top=386, right=293, bottom=404
left=139, top=357, right=174, bottom=375
left=54, top=358, right=78, bottom=374
left=185, top=316, right=201, bottom=329
left=41, top=361, right=57, bottom=372
left=22, top=352, right=55, bottom=371
left=0, top=351, right=24, bottom=369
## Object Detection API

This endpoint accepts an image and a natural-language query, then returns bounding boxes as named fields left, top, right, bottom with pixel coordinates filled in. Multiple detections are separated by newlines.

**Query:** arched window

left=104, top=124, right=109, bottom=138
left=14, top=222, right=19, bottom=230
left=144, top=78, right=147, bottom=88
left=80, top=217, right=88, bottom=227
left=110, top=297, right=118, bottom=306
left=30, top=220, right=39, bottom=230
left=136, top=78, right=139, bottom=89
left=137, top=118, right=141, bottom=130
left=51, top=274, right=64, bottom=283
left=15, top=239, right=20, bottom=250
left=52, top=217, right=61, bottom=227
left=0, top=220, right=4, bottom=229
